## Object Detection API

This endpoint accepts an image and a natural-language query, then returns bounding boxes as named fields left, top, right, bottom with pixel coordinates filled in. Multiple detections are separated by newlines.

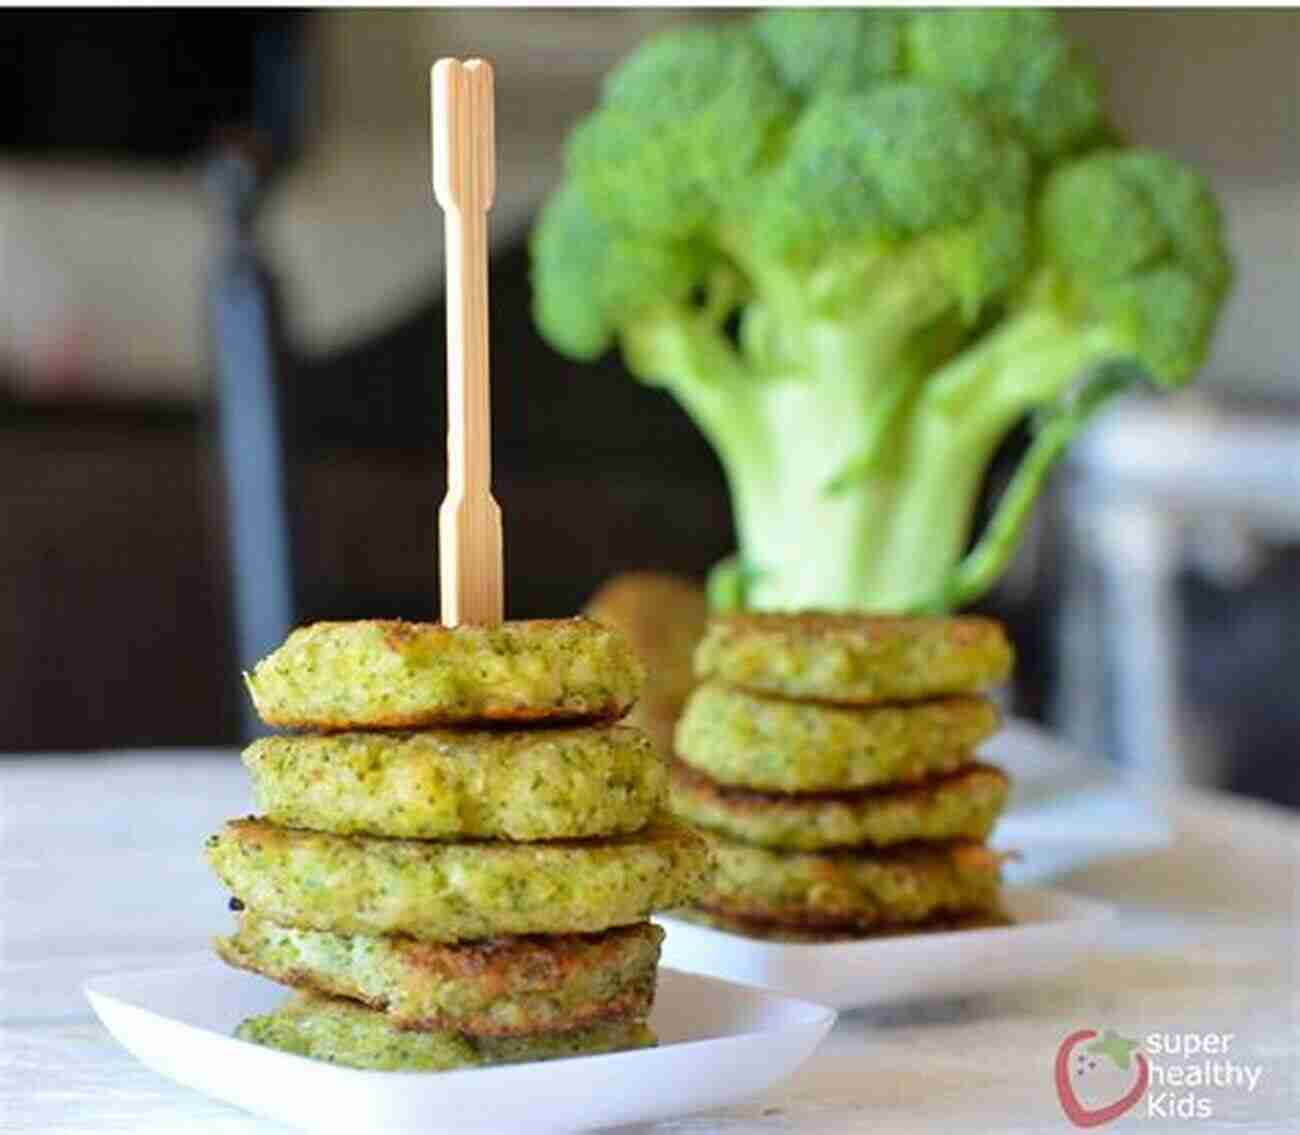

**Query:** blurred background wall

left=2, top=10, right=1297, bottom=805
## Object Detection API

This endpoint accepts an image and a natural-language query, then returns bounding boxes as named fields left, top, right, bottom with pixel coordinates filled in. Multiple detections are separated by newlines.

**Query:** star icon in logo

left=1087, top=1029, right=1143, bottom=1071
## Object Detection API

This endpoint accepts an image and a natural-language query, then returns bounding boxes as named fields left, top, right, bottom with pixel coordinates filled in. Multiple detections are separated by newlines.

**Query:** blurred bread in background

left=586, top=572, right=708, bottom=756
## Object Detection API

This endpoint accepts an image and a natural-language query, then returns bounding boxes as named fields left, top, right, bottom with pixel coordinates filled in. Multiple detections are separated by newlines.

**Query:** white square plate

left=658, top=885, right=1114, bottom=1010
left=989, top=719, right=1171, bottom=882
left=84, top=963, right=835, bottom=1135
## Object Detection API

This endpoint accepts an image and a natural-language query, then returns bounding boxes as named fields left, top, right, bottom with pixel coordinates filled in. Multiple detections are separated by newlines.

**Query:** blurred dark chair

left=1057, top=396, right=1300, bottom=802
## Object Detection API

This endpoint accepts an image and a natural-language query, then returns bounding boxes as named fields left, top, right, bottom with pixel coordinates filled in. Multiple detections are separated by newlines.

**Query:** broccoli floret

left=530, top=181, right=699, bottom=361
left=754, top=83, right=1031, bottom=316
left=754, top=9, right=904, bottom=96
left=568, top=27, right=793, bottom=238
left=1040, top=148, right=1231, bottom=380
left=906, top=9, right=1105, bottom=162
left=531, top=9, right=1232, bottom=614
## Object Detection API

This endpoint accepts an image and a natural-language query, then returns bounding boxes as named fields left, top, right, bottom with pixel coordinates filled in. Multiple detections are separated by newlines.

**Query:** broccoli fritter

left=235, top=992, right=656, bottom=1072
left=245, top=618, right=643, bottom=729
left=206, top=816, right=710, bottom=943
left=697, top=836, right=1003, bottom=929
left=243, top=725, right=665, bottom=841
left=671, top=762, right=1008, bottom=851
left=694, top=613, right=1013, bottom=704
left=217, top=916, right=662, bottom=1036
left=675, top=682, right=997, bottom=793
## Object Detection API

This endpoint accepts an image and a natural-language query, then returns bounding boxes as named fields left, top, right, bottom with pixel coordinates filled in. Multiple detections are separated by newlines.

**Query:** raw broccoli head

left=531, top=9, right=1231, bottom=613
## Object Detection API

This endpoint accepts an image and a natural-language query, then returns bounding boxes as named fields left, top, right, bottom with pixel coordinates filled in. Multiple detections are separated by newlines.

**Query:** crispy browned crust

left=693, top=896, right=1006, bottom=931
left=217, top=815, right=692, bottom=853
left=214, top=957, right=655, bottom=1037
left=215, top=924, right=662, bottom=1037
left=706, top=611, right=1004, bottom=644
left=671, top=760, right=1008, bottom=814
left=681, top=905, right=1013, bottom=943
left=260, top=705, right=631, bottom=732
left=269, top=617, right=631, bottom=647
left=395, top=925, right=649, bottom=988
left=353, top=617, right=606, bottom=644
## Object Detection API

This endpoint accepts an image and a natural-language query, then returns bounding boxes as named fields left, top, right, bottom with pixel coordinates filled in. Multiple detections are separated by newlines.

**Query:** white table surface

left=2, top=750, right=1297, bottom=1133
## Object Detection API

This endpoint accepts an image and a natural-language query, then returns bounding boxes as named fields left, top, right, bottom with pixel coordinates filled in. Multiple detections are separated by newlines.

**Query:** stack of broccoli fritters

left=671, top=613, right=1013, bottom=938
left=206, top=618, right=709, bottom=1072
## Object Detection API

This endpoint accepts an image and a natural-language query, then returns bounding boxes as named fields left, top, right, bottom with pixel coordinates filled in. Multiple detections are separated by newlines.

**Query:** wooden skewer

left=432, top=57, right=503, bottom=627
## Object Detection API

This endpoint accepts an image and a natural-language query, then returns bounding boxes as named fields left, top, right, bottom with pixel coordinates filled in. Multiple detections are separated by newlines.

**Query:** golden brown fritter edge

left=677, top=905, right=1013, bottom=943
left=671, top=760, right=1008, bottom=813
left=216, top=922, right=661, bottom=1036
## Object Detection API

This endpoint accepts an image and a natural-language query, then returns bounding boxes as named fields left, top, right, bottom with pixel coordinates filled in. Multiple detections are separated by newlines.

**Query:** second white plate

left=85, top=962, right=835, bottom=1134
left=988, top=719, right=1171, bottom=882
left=658, top=885, right=1114, bottom=1010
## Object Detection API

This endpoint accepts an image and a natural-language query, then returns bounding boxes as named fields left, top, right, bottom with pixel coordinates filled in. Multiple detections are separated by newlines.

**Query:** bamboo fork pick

left=432, top=57, right=503, bottom=627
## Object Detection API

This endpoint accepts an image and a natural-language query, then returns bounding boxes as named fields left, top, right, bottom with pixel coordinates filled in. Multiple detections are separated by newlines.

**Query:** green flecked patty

left=235, top=992, right=656, bottom=1072
left=698, top=837, right=1004, bottom=929
left=675, top=682, right=997, bottom=793
left=216, top=915, right=663, bottom=1036
left=243, top=725, right=665, bottom=841
left=206, top=816, right=710, bottom=943
left=671, top=762, right=1009, bottom=851
left=694, top=613, right=1013, bottom=704
left=245, top=618, right=644, bottom=729
left=673, top=906, right=1012, bottom=943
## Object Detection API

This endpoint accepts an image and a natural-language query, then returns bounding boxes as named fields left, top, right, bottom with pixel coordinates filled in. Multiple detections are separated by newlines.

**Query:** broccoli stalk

left=531, top=10, right=1231, bottom=613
